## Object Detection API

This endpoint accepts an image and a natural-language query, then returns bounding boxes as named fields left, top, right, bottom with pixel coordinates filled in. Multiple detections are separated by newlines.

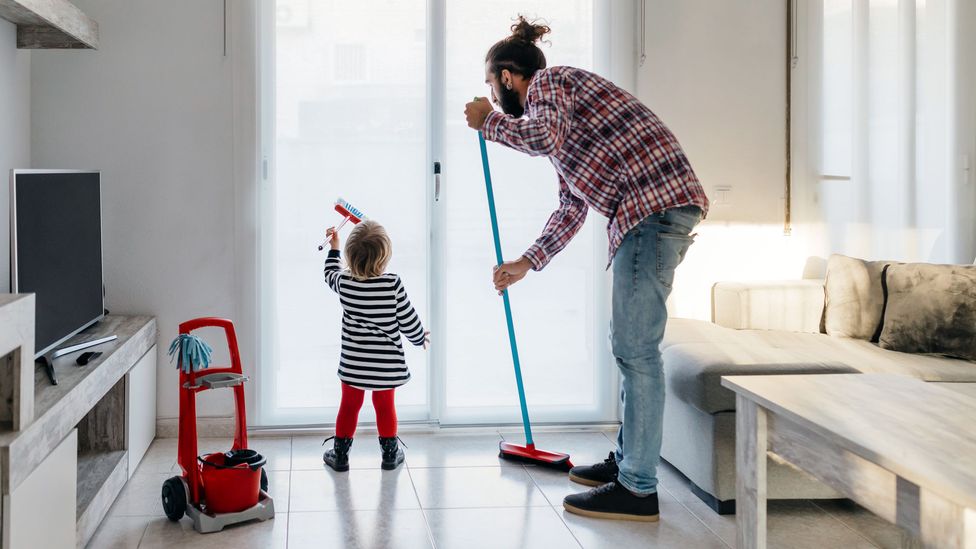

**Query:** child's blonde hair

left=345, top=220, right=392, bottom=280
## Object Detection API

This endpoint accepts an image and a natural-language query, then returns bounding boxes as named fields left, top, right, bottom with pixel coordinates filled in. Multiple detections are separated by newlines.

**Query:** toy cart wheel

left=162, top=476, right=187, bottom=521
left=260, top=468, right=269, bottom=493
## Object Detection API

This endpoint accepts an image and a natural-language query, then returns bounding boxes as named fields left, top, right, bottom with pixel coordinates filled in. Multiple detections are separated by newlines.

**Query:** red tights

left=335, top=383, right=397, bottom=438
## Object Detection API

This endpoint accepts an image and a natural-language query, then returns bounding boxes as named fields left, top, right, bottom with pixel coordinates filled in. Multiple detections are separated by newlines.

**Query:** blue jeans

left=611, top=206, right=700, bottom=495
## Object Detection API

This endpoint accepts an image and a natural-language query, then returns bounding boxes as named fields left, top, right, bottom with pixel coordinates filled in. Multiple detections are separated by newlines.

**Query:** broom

left=478, top=130, right=573, bottom=471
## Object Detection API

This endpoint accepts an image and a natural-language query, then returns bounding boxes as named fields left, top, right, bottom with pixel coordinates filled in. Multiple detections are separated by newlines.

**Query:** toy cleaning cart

left=160, top=317, right=274, bottom=533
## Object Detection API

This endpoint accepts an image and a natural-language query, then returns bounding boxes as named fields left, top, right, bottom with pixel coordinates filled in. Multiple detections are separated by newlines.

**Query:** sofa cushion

left=663, top=319, right=858, bottom=413
left=663, top=318, right=976, bottom=414
left=879, top=263, right=976, bottom=361
left=823, top=254, right=892, bottom=340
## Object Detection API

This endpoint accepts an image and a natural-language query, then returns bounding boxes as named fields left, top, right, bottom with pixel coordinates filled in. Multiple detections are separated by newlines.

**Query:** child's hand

left=326, top=227, right=340, bottom=250
left=422, top=331, right=431, bottom=350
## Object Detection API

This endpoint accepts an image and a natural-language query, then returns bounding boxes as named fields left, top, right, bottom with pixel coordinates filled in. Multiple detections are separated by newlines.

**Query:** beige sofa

left=660, top=278, right=976, bottom=514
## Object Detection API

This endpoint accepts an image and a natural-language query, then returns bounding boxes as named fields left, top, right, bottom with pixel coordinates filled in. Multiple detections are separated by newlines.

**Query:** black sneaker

left=322, top=436, right=353, bottom=472
left=568, top=452, right=618, bottom=487
left=379, top=436, right=406, bottom=470
left=563, top=481, right=660, bottom=522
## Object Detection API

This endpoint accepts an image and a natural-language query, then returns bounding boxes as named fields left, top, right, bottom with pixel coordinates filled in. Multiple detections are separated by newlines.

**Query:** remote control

left=76, top=351, right=103, bottom=366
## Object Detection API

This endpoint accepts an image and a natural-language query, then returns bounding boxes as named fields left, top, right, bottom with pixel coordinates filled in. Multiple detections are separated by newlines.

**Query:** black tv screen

left=10, top=170, right=104, bottom=357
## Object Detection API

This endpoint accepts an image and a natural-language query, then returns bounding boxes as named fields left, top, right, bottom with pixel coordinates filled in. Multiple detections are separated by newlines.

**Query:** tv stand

left=1, top=296, right=157, bottom=548
left=39, top=334, right=119, bottom=385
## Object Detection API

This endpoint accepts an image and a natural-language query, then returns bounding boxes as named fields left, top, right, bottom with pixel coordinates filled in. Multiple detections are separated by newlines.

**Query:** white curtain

left=795, top=0, right=976, bottom=264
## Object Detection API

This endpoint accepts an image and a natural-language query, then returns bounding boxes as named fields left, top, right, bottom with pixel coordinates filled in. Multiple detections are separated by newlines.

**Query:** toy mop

left=161, top=318, right=274, bottom=533
left=478, top=130, right=573, bottom=471
left=317, top=197, right=367, bottom=250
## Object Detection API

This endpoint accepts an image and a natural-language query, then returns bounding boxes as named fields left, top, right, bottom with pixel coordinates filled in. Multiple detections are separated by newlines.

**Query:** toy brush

left=317, top=198, right=367, bottom=251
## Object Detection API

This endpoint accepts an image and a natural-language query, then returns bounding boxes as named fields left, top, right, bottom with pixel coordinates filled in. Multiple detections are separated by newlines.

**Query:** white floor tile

left=288, top=510, right=433, bottom=549
left=560, top=501, right=728, bottom=549
left=409, top=466, right=549, bottom=509
left=109, top=471, right=172, bottom=517
left=138, top=514, right=285, bottom=549
left=425, top=506, right=580, bottom=549
left=401, top=433, right=513, bottom=468
left=267, top=470, right=289, bottom=513
left=135, top=439, right=178, bottom=474
left=288, top=468, right=420, bottom=512
left=85, top=516, right=151, bottom=549
left=247, top=436, right=292, bottom=471
left=87, top=430, right=905, bottom=549
left=814, top=500, right=908, bottom=549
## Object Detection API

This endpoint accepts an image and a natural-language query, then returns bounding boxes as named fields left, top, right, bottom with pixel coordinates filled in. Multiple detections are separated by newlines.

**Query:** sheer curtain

left=795, top=0, right=975, bottom=264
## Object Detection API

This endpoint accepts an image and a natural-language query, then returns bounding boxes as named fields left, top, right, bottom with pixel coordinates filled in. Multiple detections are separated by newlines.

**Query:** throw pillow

left=879, top=263, right=976, bottom=361
left=824, top=254, right=892, bottom=340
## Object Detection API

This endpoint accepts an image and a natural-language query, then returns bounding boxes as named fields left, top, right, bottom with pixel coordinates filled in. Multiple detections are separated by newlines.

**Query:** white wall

left=0, top=19, right=32, bottom=293
left=953, top=0, right=976, bottom=263
left=637, top=0, right=810, bottom=320
left=31, top=0, right=237, bottom=420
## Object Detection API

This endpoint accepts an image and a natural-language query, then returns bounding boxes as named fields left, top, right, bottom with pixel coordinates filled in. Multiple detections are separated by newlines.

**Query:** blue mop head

left=168, top=334, right=214, bottom=373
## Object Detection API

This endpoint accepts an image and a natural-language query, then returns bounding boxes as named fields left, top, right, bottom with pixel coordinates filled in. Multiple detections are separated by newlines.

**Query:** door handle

left=434, top=161, right=442, bottom=202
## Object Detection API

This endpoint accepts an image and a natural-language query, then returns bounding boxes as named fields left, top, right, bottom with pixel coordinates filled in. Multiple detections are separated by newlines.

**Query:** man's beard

left=498, top=85, right=524, bottom=118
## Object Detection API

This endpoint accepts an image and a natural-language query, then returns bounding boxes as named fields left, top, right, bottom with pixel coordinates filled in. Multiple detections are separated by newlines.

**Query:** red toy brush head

left=335, top=198, right=365, bottom=224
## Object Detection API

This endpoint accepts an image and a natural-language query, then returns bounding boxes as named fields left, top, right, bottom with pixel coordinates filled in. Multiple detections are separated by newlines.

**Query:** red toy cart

left=160, top=317, right=275, bottom=533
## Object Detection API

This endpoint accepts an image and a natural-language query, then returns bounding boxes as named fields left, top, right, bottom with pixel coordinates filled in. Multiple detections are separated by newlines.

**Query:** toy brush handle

left=316, top=216, right=351, bottom=251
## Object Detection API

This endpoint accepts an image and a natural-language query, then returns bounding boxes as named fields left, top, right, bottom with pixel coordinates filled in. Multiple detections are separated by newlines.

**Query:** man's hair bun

left=510, top=15, right=551, bottom=44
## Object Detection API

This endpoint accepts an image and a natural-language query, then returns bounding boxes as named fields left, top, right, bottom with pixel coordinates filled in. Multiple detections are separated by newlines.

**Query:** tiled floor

left=88, top=429, right=905, bottom=548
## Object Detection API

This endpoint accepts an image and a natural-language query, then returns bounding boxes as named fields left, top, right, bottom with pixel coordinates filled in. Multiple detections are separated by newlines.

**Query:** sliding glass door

left=261, top=0, right=430, bottom=425
left=259, top=0, right=616, bottom=427
left=440, top=1, right=608, bottom=424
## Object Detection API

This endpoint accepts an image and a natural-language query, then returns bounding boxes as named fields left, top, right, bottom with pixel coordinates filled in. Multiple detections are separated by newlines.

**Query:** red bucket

left=198, top=450, right=265, bottom=514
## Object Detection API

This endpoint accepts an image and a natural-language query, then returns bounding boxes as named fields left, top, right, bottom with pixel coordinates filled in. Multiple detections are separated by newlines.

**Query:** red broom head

left=498, top=441, right=573, bottom=471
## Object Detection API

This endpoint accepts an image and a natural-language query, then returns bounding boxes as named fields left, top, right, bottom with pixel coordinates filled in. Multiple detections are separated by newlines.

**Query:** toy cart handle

left=178, top=317, right=243, bottom=376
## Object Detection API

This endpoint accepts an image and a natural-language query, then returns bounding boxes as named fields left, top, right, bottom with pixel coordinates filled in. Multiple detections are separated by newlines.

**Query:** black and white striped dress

left=323, top=249, right=425, bottom=390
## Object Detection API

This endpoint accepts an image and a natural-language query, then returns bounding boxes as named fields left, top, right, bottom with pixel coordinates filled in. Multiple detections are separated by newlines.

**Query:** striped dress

left=323, top=249, right=425, bottom=390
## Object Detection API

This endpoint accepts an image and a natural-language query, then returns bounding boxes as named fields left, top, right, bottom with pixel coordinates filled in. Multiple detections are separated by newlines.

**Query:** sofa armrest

left=712, top=280, right=825, bottom=333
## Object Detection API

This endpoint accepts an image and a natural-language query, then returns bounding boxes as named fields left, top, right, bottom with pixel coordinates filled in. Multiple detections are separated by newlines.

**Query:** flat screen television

left=10, top=170, right=105, bottom=358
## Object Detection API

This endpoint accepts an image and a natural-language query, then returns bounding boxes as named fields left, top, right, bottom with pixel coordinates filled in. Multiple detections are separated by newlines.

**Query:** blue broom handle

left=478, top=131, right=534, bottom=446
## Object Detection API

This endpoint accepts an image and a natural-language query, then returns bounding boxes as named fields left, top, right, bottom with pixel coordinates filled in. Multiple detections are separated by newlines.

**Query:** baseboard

left=689, top=482, right=737, bottom=515
left=156, top=416, right=236, bottom=438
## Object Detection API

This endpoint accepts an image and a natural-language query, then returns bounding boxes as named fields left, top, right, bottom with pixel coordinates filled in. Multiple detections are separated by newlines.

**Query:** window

left=259, top=0, right=627, bottom=427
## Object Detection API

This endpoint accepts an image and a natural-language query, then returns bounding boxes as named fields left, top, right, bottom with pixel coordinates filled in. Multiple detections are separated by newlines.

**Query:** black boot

left=323, top=436, right=353, bottom=472
left=379, top=436, right=405, bottom=470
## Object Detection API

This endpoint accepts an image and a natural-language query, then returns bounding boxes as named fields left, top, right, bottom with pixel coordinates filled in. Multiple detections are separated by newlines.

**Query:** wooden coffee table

left=721, top=374, right=976, bottom=549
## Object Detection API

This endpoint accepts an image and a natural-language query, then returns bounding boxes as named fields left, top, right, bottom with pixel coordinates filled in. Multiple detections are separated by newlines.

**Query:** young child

left=321, top=220, right=429, bottom=471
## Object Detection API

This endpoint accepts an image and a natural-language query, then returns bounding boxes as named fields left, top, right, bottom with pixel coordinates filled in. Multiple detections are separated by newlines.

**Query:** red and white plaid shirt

left=482, top=66, right=709, bottom=270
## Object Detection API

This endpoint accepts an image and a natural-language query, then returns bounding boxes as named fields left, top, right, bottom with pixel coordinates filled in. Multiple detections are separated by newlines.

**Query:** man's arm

left=522, top=176, right=588, bottom=270
left=492, top=178, right=587, bottom=293
left=482, top=70, right=573, bottom=157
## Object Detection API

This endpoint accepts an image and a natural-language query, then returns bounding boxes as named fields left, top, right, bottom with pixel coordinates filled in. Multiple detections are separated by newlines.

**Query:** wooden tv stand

left=0, top=294, right=157, bottom=548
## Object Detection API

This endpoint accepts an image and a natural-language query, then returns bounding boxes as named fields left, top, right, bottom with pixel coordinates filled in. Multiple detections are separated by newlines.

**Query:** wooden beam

left=0, top=0, right=98, bottom=49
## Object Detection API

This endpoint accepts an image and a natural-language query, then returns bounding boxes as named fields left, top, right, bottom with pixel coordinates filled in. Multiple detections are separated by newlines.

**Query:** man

left=464, top=17, right=708, bottom=522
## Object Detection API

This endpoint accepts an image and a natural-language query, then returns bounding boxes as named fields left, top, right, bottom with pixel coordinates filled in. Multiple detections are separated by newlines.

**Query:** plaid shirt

left=482, top=66, right=709, bottom=270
